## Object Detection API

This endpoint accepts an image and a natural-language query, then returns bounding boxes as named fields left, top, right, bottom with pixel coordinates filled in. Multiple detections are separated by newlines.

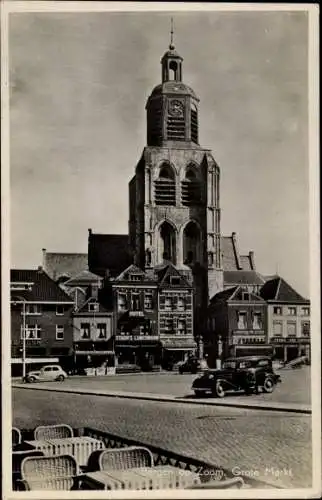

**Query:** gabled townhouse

left=156, top=263, right=196, bottom=366
left=206, top=285, right=269, bottom=367
left=260, top=276, right=310, bottom=363
left=112, top=264, right=159, bottom=371
left=10, top=268, right=74, bottom=376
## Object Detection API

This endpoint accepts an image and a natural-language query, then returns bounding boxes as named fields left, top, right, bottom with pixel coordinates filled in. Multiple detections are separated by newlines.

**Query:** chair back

left=12, top=427, right=22, bottom=446
left=99, top=446, right=154, bottom=471
left=20, top=454, right=77, bottom=490
left=34, top=424, right=73, bottom=440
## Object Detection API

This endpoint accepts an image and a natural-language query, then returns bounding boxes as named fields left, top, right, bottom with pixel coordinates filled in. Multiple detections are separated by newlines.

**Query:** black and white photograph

left=2, top=1, right=320, bottom=498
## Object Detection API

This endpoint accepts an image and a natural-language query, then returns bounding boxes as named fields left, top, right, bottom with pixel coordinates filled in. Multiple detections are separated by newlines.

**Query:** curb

left=12, top=384, right=311, bottom=414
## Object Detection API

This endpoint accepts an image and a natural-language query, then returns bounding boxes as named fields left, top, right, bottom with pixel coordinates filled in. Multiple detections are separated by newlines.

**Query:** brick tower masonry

left=128, top=41, right=223, bottom=335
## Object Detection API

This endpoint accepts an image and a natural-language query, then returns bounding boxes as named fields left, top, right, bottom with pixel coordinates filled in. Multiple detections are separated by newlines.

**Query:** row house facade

left=60, top=269, right=114, bottom=373
left=111, top=263, right=195, bottom=370
left=206, top=286, right=269, bottom=367
left=10, top=268, right=74, bottom=376
left=260, top=277, right=310, bottom=362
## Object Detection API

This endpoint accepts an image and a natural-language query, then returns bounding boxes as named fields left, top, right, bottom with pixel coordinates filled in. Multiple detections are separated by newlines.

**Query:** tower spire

left=170, top=17, right=174, bottom=49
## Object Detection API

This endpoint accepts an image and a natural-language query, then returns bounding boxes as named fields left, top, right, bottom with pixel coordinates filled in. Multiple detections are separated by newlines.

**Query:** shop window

left=165, top=319, right=173, bottom=332
left=287, top=307, right=296, bottom=316
left=56, top=305, right=64, bottom=316
left=177, top=320, right=186, bottom=335
left=131, top=293, right=141, bottom=311
left=23, top=324, right=41, bottom=340
left=118, top=293, right=127, bottom=312
left=25, top=304, right=42, bottom=315
left=237, top=312, right=247, bottom=330
left=55, top=325, right=64, bottom=340
left=164, top=297, right=172, bottom=311
left=97, top=323, right=107, bottom=339
left=301, top=307, right=310, bottom=316
left=273, top=321, right=283, bottom=336
left=286, top=321, right=297, bottom=336
left=144, top=293, right=153, bottom=310
left=177, top=296, right=185, bottom=311
left=273, top=306, right=282, bottom=315
left=252, top=312, right=262, bottom=330
left=81, top=323, right=90, bottom=339
left=301, top=321, right=310, bottom=337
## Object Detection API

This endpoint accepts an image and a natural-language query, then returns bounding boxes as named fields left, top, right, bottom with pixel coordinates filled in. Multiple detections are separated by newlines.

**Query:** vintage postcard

left=1, top=1, right=320, bottom=499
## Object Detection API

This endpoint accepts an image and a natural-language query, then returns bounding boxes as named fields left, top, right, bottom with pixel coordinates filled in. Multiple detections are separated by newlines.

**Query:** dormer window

left=129, top=274, right=141, bottom=282
left=170, top=276, right=180, bottom=286
left=88, top=302, right=99, bottom=313
left=56, top=305, right=64, bottom=316
left=25, top=304, right=41, bottom=315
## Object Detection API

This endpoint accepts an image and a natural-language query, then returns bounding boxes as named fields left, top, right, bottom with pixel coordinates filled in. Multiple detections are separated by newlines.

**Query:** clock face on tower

left=168, top=99, right=184, bottom=117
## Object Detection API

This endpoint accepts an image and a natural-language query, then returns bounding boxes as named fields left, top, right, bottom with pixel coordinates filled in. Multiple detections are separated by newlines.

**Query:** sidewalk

left=12, top=382, right=311, bottom=414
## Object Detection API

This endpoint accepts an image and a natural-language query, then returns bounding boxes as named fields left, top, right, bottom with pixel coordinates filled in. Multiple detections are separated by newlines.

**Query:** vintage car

left=192, top=356, right=281, bottom=398
left=24, top=365, right=68, bottom=383
left=177, top=357, right=201, bottom=374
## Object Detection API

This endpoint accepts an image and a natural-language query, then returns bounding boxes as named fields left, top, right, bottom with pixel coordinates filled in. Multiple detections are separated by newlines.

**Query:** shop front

left=160, top=337, right=197, bottom=367
left=270, top=336, right=310, bottom=363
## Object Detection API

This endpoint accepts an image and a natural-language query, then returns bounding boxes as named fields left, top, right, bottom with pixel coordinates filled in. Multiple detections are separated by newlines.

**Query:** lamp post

left=12, top=297, right=27, bottom=381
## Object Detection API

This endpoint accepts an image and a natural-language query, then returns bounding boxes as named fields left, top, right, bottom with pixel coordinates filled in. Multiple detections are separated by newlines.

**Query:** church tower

left=129, top=32, right=223, bottom=332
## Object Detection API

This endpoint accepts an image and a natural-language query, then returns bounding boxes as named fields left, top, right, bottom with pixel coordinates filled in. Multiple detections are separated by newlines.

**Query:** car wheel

left=56, top=375, right=65, bottom=382
left=263, top=377, right=275, bottom=393
left=212, top=380, right=226, bottom=398
left=27, top=376, right=36, bottom=383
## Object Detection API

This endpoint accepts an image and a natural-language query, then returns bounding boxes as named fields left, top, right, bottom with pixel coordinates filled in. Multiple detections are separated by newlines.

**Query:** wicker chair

left=17, top=454, right=78, bottom=490
left=188, top=477, right=245, bottom=489
left=12, top=450, right=44, bottom=489
left=87, top=446, right=154, bottom=472
left=12, top=427, right=22, bottom=447
left=34, top=424, right=74, bottom=441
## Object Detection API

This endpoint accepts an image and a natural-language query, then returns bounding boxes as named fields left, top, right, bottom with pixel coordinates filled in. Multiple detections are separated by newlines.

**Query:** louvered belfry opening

left=147, top=100, right=163, bottom=146
left=167, top=113, right=186, bottom=141
left=181, top=168, right=201, bottom=206
left=191, top=104, right=198, bottom=143
left=155, top=164, right=176, bottom=206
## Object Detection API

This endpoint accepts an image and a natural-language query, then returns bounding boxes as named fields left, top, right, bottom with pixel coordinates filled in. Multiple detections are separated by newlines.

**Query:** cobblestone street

left=12, top=387, right=312, bottom=489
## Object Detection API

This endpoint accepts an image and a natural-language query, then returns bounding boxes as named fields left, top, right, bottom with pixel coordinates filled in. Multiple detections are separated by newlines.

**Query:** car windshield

left=222, top=361, right=236, bottom=369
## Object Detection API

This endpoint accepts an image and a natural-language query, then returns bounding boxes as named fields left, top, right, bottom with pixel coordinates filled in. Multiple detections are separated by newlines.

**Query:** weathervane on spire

left=169, top=17, right=174, bottom=49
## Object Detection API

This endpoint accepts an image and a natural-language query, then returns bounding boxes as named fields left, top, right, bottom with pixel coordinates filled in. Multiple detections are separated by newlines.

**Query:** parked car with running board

left=192, top=356, right=281, bottom=398
left=23, top=365, right=68, bottom=383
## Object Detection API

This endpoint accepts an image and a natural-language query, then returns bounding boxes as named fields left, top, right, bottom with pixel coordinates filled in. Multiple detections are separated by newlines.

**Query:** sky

left=9, top=8, right=310, bottom=297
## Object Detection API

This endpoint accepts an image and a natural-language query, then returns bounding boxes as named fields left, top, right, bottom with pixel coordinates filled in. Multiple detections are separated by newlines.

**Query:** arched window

left=169, top=60, right=178, bottom=80
left=181, top=165, right=201, bottom=206
left=154, top=163, right=176, bottom=206
left=183, top=221, right=201, bottom=264
left=159, top=221, right=176, bottom=264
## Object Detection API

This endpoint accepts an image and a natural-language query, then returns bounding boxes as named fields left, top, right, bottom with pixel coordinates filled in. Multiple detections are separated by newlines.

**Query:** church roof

left=223, top=270, right=265, bottom=287
left=260, top=277, right=309, bottom=304
left=88, top=232, right=132, bottom=278
left=63, top=269, right=102, bottom=287
left=42, top=251, right=88, bottom=282
left=221, top=233, right=255, bottom=271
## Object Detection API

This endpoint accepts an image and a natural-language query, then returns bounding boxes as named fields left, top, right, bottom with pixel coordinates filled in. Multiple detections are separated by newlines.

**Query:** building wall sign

left=115, top=335, right=159, bottom=342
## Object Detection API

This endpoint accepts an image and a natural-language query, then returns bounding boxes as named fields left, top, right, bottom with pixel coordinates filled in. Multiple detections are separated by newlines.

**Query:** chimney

left=249, top=251, right=255, bottom=270
left=88, top=228, right=92, bottom=237
left=37, top=265, right=43, bottom=273
left=231, top=232, right=242, bottom=270
left=42, top=248, right=46, bottom=269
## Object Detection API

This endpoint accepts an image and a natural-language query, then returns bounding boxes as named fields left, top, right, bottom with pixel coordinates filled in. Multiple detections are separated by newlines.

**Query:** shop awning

left=11, top=357, right=59, bottom=364
left=75, top=351, right=114, bottom=355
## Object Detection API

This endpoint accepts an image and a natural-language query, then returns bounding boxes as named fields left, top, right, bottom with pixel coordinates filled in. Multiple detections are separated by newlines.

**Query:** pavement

left=12, top=381, right=311, bottom=414
left=11, top=366, right=311, bottom=414
left=12, top=387, right=312, bottom=489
